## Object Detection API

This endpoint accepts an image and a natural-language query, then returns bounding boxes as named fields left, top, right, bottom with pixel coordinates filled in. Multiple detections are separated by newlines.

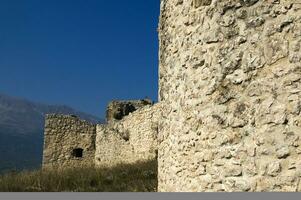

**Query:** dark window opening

left=72, top=148, right=83, bottom=158
left=193, top=0, right=212, bottom=8
left=113, top=104, right=136, bottom=120
left=122, top=131, right=130, bottom=142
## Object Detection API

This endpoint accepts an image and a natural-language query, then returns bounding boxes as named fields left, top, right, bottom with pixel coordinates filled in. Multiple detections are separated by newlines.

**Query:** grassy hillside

left=0, top=160, right=157, bottom=192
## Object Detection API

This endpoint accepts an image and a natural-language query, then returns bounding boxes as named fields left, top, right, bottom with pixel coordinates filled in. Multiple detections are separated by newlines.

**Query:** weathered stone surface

left=267, top=161, right=281, bottom=177
left=42, top=114, right=96, bottom=168
left=276, top=145, right=290, bottom=159
left=95, top=103, right=162, bottom=167
left=158, top=0, right=301, bottom=192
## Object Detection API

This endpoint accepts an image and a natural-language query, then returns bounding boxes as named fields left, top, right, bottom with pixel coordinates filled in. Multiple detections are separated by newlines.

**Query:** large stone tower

left=158, top=0, right=301, bottom=192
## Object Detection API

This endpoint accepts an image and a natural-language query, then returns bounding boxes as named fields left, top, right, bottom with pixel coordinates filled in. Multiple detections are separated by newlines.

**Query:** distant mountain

left=0, top=93, right=103, bottom=173
left=0, top=93, right=103, bottom=136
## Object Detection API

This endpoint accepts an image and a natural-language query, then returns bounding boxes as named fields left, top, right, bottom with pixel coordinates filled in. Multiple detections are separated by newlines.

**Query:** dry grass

left=0, top=160, right=157, bottom=192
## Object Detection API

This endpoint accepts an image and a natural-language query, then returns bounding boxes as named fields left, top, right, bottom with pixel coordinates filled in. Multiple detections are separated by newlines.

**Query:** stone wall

left=158, top=0, right=301, bottom=192
left=95, top=103, right=162, bottom=167
left=43, top=114, right=96, bottom=168
left=42, top=100, right=161, bottom=170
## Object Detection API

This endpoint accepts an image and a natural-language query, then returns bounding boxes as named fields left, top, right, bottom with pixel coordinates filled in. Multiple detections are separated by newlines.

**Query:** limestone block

left=267, top=161, right=282, bottom=177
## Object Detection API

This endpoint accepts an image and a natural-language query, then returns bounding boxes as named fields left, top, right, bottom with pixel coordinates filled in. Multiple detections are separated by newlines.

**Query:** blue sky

left=0, top=0, right=160, bottom=117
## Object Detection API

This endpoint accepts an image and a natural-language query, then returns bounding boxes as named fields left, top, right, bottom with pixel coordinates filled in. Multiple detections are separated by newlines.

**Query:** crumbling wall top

left=105, top=99, right=153, bottom=122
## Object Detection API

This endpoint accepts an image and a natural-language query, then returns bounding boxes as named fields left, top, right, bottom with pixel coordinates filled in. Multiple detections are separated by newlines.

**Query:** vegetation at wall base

left=0, top=160, right=157, bottom=192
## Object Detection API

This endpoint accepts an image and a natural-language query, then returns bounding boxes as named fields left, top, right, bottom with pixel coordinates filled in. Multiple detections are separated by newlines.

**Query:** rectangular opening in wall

left=72, top=148, right=83, bottom=158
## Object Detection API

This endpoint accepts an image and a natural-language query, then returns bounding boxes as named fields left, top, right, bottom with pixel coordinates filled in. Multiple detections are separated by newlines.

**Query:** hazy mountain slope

left=0, top=93, right=103, bottom=173
left=0, top=94, right=102, bottom=136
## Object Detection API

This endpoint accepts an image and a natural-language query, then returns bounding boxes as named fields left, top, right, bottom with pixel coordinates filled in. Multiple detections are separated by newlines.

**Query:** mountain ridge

left=0, top=93, right=103, bottom=136
left=0, top=92, right=103, bottom=173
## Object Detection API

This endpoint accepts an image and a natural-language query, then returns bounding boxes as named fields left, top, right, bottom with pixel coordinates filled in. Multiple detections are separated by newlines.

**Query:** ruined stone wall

left=95, top=103, right=163, bottom=167
left=158, top=0, right=301, bottom=192
left=43, top=114, right=96, bottom=168
left=106, top=99, right=153, bottom=122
